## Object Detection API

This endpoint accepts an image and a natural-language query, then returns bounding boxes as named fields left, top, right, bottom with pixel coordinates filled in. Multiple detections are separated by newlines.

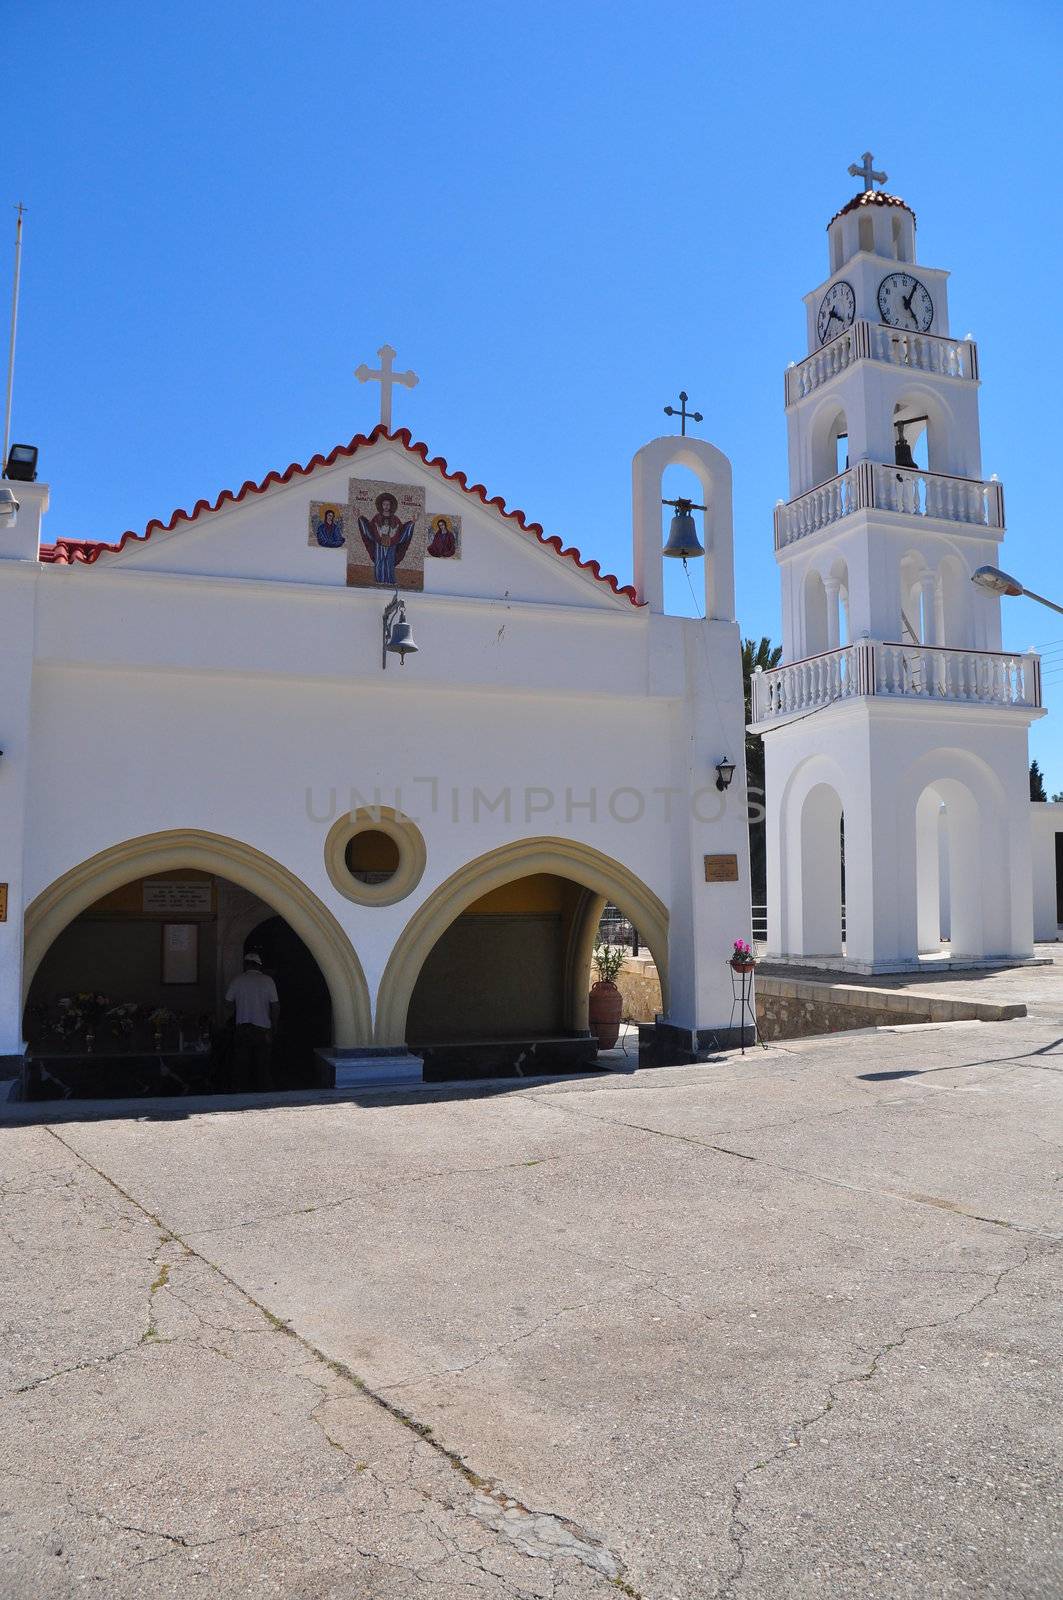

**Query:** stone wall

left=614, top=955, right=662, bottom=1024
left=755, top=974, right=1024, bottom=1041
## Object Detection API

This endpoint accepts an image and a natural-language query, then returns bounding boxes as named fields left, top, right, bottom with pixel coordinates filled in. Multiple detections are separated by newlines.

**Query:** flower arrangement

left=107, top=1001, right=139, bottom=1038
left=51, top=997, right=85, bottom=1042
left=730, top=939, right=758, bottom=972
left=147, top=1007, right=176, bottom=1050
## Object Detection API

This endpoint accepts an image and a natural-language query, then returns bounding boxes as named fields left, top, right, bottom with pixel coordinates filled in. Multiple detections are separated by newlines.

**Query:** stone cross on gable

left=355, top=344, right=419, bottom=431
left=848, top=151, right=887, bottom=192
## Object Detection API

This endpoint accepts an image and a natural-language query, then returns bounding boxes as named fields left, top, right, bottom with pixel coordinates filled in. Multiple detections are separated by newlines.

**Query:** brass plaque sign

left=704, top=854, right=739, bottom=884
left=0, top=883, right=7, bottom=922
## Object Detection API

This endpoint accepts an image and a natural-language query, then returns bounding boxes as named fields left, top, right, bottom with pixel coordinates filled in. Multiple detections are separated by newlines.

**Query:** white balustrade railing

left=751, top=642, right=871, bottom=720
left=871, top=463, right=1005, bottom=528
left=774, top=461, right=1005, bottom=549
left=752, top=640, right=1041, bottom=724
left=773, top=465, right=866, bottom=547
left=785, top=320, right=979, bottom=405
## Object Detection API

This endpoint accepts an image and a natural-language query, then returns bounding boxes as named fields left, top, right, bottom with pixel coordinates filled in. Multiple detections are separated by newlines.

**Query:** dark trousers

left=234, top=1024, right=272, bottom=1092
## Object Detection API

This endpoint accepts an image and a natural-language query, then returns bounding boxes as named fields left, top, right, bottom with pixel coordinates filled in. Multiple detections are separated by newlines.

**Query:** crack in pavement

left=522, top=1092, right=1063, bottom=1241
left=713, top=1239, right=1050, bottom=1599
left=178, top=1153, right=565, bottom=1241
left=38, top=1125, right=631, bottom=1595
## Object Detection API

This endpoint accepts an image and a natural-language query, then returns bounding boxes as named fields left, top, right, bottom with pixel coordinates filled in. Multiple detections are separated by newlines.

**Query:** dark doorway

left=1056, top=832, right=1063, bottom=925
left=244, top=916, right=332, bottom=1087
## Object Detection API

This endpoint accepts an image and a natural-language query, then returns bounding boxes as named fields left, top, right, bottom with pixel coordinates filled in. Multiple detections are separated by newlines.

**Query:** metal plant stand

left=727, top=962, right=760, bottom=1055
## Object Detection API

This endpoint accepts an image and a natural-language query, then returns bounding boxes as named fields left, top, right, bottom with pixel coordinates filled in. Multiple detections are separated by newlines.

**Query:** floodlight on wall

left=381, top=592, right=419, bottom=669
left=4, top=443, right=38, bottom=482
left=715, top=758, right=737, bottom=792
left=0, top=486, right=18, bottom=526
left=972, top=565, right=1063, bottom=616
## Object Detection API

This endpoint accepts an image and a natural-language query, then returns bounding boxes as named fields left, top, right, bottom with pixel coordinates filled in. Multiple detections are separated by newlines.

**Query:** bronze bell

left=894, top=425, right=918, bottom=470
left=662, top=498, right=706, bottom=560
left=386, top=618, right=419, bottom=662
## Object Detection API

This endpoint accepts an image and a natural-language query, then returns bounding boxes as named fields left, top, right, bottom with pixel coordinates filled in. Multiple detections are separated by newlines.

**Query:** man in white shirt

left=225, top=952, right=279, bottom=1092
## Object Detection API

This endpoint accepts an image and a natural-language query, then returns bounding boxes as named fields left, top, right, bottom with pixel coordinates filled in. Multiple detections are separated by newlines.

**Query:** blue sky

left=8, top=0, right=1062, bottom=785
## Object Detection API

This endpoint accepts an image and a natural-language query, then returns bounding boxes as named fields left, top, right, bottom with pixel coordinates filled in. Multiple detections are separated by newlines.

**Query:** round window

left=344, top=829, right=401, bottom=884
left=324, top=807, right=427, bottom=907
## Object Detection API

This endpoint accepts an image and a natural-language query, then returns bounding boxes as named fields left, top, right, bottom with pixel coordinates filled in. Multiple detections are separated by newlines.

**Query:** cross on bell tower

left=847, top=151, right=887, bottom=192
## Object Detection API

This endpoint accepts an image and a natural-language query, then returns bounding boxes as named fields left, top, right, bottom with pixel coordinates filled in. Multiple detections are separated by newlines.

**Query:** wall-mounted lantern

left=715, top=758, right=737, bottom=792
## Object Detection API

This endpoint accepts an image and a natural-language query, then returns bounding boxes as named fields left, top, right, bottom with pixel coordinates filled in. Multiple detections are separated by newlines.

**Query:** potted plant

left=729, top=938, right=758, bottom=974
left=589, top=938, right=627, bottom=1049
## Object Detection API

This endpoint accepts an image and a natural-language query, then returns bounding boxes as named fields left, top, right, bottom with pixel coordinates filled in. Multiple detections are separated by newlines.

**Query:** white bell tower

left=752, top=157, right=1045, bottom=971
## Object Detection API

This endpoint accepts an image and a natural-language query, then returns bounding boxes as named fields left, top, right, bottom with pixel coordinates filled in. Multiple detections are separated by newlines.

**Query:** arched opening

left=811, top=405, right=848, bottom=488
left=23, top=869, right=336, bottom=1096
left=799, top=784, right=845, bottom=956
left=829, top=557, right=851, bottom=647
left=406, top=873, right=593, bottom=1047
left=915, top=779, right=984, bottom=958
left=858, top=213, right=875, bottom=254
left=900, top=551, right=931, bottom=643
left=891, top=213, right=912, bottom=263
left=24, top=830, right=371, bottom=1053
left=893, top=402, right=929, bottom=472
left=661, top=462, right=708, bottom=620
left=936, top=554, right=970, bottom=647
left=375, top=838, right=668, bottom=1050
left=243, top=915, right=333, bottom=1083
left=804, top=568, right=829, bottom=655
left=892, top=391, right=956, bottom=477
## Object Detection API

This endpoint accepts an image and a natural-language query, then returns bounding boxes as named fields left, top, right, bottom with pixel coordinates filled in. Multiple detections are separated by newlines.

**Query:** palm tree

left=742, top=637, right=782, bottom=909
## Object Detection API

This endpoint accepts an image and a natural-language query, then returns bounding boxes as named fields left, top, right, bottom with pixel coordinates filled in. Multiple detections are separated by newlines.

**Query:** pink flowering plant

left=730, top=938, right=758, bottom=967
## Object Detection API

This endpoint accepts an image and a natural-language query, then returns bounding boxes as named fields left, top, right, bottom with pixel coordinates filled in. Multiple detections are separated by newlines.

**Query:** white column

left=824, top=577, right=841, bottom=651
left=919, top=574, right=939, bottom=646
left=0, top=485, right=47, bottom=1066
left=915, top=788, right=942, bottom=952
left=662, top=616, right=751, bottom=1048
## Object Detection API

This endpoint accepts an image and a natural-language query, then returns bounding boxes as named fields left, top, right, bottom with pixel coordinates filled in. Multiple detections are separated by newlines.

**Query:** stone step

left=319, top=1052, right=424, bottom=1090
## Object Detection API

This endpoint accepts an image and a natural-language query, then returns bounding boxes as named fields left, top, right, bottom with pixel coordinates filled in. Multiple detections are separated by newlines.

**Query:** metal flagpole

left=3, top=202, right=26, bottom=474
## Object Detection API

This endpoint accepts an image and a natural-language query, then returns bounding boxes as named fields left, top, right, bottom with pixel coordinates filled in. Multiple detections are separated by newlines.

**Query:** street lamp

left=971, top=565, right=1063, bottom=617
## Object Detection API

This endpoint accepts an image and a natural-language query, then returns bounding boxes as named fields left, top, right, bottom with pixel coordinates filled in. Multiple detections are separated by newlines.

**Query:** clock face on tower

left=877, top=272, right=934, bottom=332
left=817, top=280, right=856, bottom=345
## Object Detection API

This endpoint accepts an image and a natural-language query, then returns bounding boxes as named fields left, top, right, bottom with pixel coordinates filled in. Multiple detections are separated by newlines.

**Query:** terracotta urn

left=588, top=980, right=623, bottom=1049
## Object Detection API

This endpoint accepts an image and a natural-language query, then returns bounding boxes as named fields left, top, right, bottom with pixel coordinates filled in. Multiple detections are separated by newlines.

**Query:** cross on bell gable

left=848, top=151, right=887, bottom=192
left=663, top=391, right=703, bottom=437
left=355, top=344, right=419, bottom=430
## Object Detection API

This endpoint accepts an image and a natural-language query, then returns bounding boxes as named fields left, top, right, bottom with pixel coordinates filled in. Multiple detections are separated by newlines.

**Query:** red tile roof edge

left=827, top=190, right=916, bottom=229
left=39, top=424, right=643, bottom=607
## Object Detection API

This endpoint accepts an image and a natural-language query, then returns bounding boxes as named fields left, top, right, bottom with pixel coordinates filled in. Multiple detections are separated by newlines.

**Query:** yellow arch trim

left=375, top=837, right=669, bottom=1045
left=24, top=829, right=372, bottom=1048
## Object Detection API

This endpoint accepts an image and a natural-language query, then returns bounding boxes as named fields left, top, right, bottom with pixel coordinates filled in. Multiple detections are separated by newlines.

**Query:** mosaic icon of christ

left=357, top=492, right=415, bottom=585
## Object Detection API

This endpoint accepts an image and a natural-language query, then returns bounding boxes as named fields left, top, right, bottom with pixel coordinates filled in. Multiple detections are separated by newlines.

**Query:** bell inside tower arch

left=660, top=464, right=707, bottom=612
left=893, top=407, right=929, bottom=471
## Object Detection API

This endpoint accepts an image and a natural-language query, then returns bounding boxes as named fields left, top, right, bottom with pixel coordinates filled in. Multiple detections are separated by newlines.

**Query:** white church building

left=0, top=373, right=753, bottom=1084
left=2, top=158, right=1059, bottom=1094
left=751, top=160, right=1058, bottom=971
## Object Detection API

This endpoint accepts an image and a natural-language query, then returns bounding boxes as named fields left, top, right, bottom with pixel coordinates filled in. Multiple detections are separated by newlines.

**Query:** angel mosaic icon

left=427, top=513, right=461, bottom=559
left=307, top=503, right=346, bottom=547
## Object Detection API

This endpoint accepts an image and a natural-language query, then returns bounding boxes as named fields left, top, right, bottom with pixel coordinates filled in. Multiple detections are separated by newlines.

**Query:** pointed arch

left=24, top=829, right=372, bottom=1046
left=375, top=838, right=669, bottom=1045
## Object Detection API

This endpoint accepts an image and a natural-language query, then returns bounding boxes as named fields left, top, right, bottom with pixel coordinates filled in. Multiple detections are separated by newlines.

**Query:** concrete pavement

left=2, top=1002, right=1061, bottom=1596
